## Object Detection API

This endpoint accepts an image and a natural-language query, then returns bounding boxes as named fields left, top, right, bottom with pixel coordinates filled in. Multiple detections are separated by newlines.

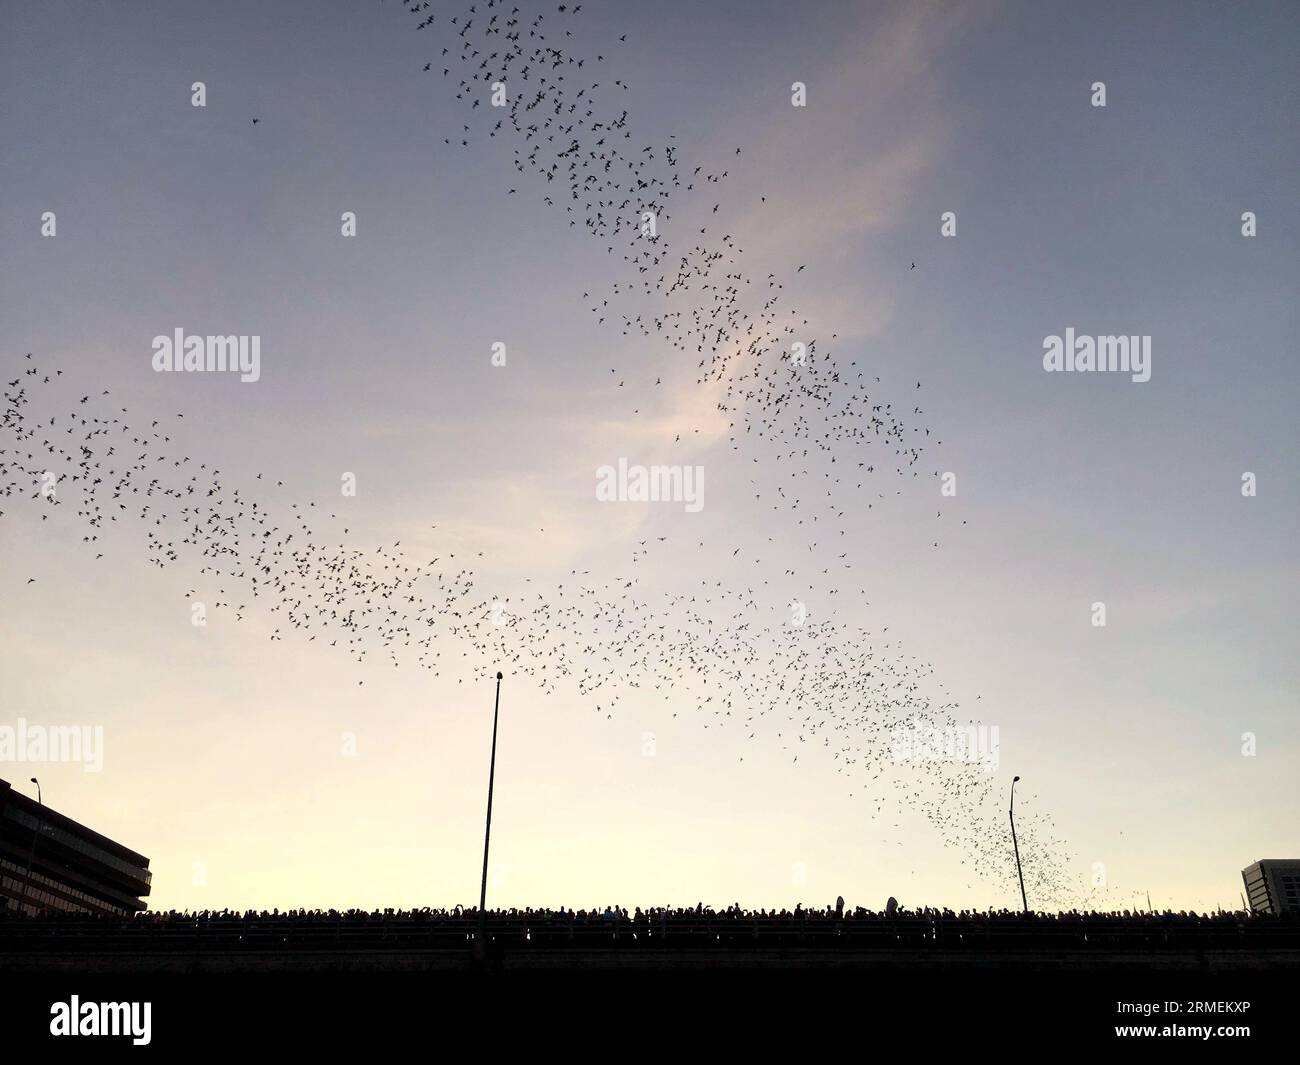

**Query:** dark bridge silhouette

left=3, top=906, right=1298, bottom=972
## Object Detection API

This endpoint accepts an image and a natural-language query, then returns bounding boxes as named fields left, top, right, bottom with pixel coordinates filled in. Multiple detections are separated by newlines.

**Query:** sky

left=0, top=0, right=1296, bottom=915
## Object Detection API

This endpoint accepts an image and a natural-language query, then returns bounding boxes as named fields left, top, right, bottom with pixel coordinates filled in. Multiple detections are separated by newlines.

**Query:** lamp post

left=476, top=672, right=504, bottom=959
left=19, top=777, right=42, bottom=914
left=1009, top=775, right=1028, bottom=915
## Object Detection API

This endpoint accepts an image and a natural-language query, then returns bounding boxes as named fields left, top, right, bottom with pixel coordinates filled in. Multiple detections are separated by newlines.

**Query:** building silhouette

left=0, top=778, right=151, bottom=915
left=1242, top=859, right=1300, bottom=915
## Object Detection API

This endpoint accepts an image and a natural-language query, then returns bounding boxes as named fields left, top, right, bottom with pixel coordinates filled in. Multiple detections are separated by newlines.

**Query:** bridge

left=4, top=910, right=1298, bottom=972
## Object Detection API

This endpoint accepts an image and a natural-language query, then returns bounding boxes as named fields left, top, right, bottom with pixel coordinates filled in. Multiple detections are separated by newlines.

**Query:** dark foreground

left=4, top=968, right=1287, bottom=1052
left=4, top=910, right=1293, bottom=1050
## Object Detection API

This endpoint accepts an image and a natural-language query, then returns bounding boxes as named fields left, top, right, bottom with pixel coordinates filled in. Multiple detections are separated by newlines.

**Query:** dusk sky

left=1, top=0, right=1296, bottom=915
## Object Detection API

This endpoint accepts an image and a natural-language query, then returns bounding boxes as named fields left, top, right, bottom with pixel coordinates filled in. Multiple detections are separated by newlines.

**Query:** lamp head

left=496, top=671, right=503, bottom=681
left=1013, top=775, right=1020, bottom=782
left=29, top=777, right=38, bottom=785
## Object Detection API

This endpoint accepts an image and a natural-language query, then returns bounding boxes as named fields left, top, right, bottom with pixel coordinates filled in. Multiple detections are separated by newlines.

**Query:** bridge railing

left=1, top=915, right=1296, bottom=953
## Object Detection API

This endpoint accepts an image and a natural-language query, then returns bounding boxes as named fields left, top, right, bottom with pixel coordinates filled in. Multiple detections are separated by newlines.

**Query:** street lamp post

left=19, top=777, right=42, bottom=914
left=1009, top=775, right=1029, bottom=915
left=476, top=672, right=504, bottom=959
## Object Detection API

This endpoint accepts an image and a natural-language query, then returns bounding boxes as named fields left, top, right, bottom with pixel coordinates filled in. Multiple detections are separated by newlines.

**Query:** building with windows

left=0, top=778, right=151, bottom=915
left=1242, top=859, right=1300, bottom=915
